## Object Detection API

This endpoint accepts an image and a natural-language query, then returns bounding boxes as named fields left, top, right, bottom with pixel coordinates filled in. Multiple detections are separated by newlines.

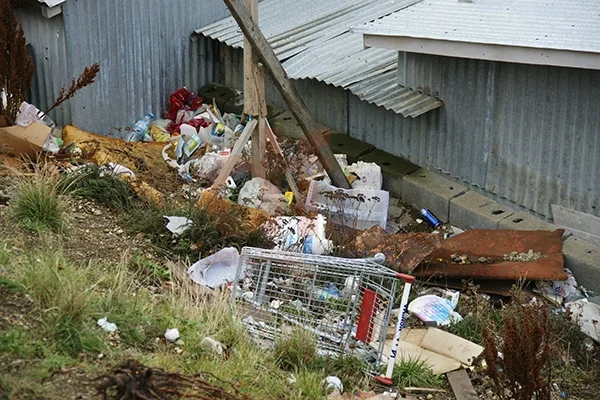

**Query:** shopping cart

left=231, top=247, right=406, bottom=372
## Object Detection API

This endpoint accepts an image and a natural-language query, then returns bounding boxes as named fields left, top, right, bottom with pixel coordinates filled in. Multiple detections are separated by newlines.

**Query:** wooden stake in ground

left=213, top=119, right=258, bottom=188
left=243, top=0, right=267, bottom=180
left=223, top=0, right=351, bottom=189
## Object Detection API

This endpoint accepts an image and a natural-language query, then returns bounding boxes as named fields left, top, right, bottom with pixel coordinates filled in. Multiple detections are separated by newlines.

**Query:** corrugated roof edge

left=193, top=32, right=444, bottom=118
left=37, top=0, right=68, bottom=7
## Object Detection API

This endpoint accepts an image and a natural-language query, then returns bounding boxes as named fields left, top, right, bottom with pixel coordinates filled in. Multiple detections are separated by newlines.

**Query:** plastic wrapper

left=238, top=177, right=289, bottom=216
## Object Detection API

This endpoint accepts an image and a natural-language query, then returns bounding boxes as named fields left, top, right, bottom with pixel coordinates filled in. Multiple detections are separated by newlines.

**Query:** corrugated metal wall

left=221, top=46, right=349, bottom=134
left=370, top=53, right=600, bottom=218
left=16, top=8, right=71, bottom=127
left=215, top=43, right=600, bottom=219
left=17, top=0, right=228, bottom=135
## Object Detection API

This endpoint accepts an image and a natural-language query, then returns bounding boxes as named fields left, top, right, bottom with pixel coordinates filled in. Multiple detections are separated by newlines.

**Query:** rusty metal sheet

left=355, top=226, right=443, bottom=272
left=413, top=229, right=567, bottom=281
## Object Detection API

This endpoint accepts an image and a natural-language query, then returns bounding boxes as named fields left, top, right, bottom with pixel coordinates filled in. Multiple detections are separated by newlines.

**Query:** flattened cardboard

left=0, top=122, right=51, bottom=159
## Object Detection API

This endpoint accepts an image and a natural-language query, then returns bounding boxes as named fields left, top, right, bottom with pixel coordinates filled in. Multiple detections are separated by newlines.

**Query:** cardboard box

left=0, top=121, right=52, bottom=159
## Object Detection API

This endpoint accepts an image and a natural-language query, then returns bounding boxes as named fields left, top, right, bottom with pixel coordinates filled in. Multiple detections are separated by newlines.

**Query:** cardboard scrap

left=419, top=328, right=483, bottom=366
left=0, top=121, right=52, bottom=159
left=376, top=327, right=483, bottom=375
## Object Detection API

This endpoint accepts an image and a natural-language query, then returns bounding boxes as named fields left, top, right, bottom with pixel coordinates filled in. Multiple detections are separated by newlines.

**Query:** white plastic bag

left=238, top=177, right=289, bottom=216
left=305, top=180, right=389, bottom=230
left=267, top=214, right=332, bottom=255
left=187, top=247, right=240, bottom=289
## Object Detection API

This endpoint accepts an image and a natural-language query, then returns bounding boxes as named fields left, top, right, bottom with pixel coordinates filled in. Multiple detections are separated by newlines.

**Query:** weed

left=0, top=275, right=24, bottom=293
left=129, top=254, right=170, bottom=286
left=17, top=249, right=104, bottom=356
left=0, top=328, right=38, bottom=357
left=32, top=352, right=74, bottom=380
left=482, top=289, right=552, bottom=400
left=58, top=164, right=136, bottom=210
left=274, top=328, right=318, bottom=371
left=310, top=354, right=367, bottom=392
left=12, top=167, right=64, bottom=232
left=292, top=369, right=328, bottom=400
left=0, top=244, right=9, bottom=266
left=390, top=356, right=443, bottom=388
left=121, top=200, right=274, bottom=257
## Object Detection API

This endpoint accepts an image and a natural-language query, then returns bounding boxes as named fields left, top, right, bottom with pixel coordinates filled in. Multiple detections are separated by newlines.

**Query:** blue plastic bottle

left=126, top=112, right=154, bottom=142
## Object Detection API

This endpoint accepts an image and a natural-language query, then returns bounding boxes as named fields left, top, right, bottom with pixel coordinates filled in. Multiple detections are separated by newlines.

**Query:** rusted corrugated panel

left=413, top=229, right=567, bottom=281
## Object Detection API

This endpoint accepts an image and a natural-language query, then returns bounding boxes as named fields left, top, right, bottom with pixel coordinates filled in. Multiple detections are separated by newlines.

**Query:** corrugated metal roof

left=196, top=0, right=442, bottom=118
left=37, top=0, right=67, bottom=7
left=352, top=0, right=600, bottom=54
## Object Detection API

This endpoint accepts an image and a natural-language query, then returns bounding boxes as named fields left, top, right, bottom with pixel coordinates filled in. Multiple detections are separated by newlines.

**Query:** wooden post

left=223, top=0, right=351, bottom=189
left=243, top=0, right=267, bottom=179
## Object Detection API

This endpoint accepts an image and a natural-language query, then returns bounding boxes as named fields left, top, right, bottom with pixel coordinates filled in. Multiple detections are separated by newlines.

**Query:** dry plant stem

left=96, top=360, right=252, bottom=400
left=0, top=0, right=34, bottom=125
left=482, top=292, right=551, bottom=400
left=44, top=62, right=100, bottom=115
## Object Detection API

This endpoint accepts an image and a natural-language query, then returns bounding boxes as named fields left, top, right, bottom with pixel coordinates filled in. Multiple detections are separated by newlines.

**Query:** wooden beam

left=223, top=0, right=351, bottom=189
left=446, top=369, right=479, bottom=400
left=243, top=0, right=267, bottom=179
left=213, top=119, right=258, bottom=188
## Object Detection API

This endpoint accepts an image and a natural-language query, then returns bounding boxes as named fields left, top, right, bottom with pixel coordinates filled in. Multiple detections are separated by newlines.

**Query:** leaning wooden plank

left=446, top=369, right=479, bottom=400
left=213, top=119, right=257, bottom=188
left=223, top=0, right=351, bottom=189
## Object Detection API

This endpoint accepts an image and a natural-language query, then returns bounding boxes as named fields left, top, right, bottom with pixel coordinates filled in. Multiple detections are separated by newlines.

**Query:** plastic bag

left=238, top=177, right=289, bottom=216
left=267, top=214, right=332, bottom=255
left=188, top=152, right=228, bottom=181
left=408, top=293, right=462, bottom=326
left=305, top=180, right=389, bottom=230
left=187, top=247, right=241, bottom=289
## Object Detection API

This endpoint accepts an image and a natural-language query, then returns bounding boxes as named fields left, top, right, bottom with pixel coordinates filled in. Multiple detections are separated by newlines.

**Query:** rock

left=135, top=232, right=144, bottom=240
left=175, top=339, right=185, bottom=346
left=426, top=395, right=433, bottom=400
left=116, top=229, right=124, bottom=235
left=93, top=209, right=102, bottom=216
left=174, top=347, right=183, bottom=354
left=478, top=256, right=488, bottom=263
left=200, top=336, right=224, bottom=356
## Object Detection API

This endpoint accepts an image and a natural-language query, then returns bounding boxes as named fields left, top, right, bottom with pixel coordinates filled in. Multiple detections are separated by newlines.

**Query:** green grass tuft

left=12, top=172, right=64, bottom=232
left=274, top=328, right=318, bottom=372
left=391, top=356, right=444, bottom=389
left=58, top=164, right=136, bottom=210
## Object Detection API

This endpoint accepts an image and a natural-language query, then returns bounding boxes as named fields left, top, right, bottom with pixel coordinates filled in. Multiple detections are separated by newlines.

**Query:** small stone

left=85, top=229, right=90, bottom=233
left=135, top=232, right=144, bottom=240
left=175, top=339, right=185, bottom=346
left=174, top=347, right=183, bottom=354
left=154, top=337, right=161, bottom=344
left=427, top=395, right=433, bottom=400
left=116, top=229, right=124, bottom=235
left=104, top=228, right=110, bottom=233
left=97, top=353, right=104, bottom=359
left=200, top=336, right=224, bottom=356
left=93, top=209, right=102, bottom=216
left=478, top=256, right=488, bottom=263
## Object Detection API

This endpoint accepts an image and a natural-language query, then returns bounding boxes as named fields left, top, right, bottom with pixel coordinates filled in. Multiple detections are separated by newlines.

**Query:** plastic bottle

left=126, top=112, right=154, bottom=142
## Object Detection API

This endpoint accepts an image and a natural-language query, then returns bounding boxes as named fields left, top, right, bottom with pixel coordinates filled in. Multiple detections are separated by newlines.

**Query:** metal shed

left=197, top=0, right=600, bottom=219
left=15, top=0, right=228, bottom=135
